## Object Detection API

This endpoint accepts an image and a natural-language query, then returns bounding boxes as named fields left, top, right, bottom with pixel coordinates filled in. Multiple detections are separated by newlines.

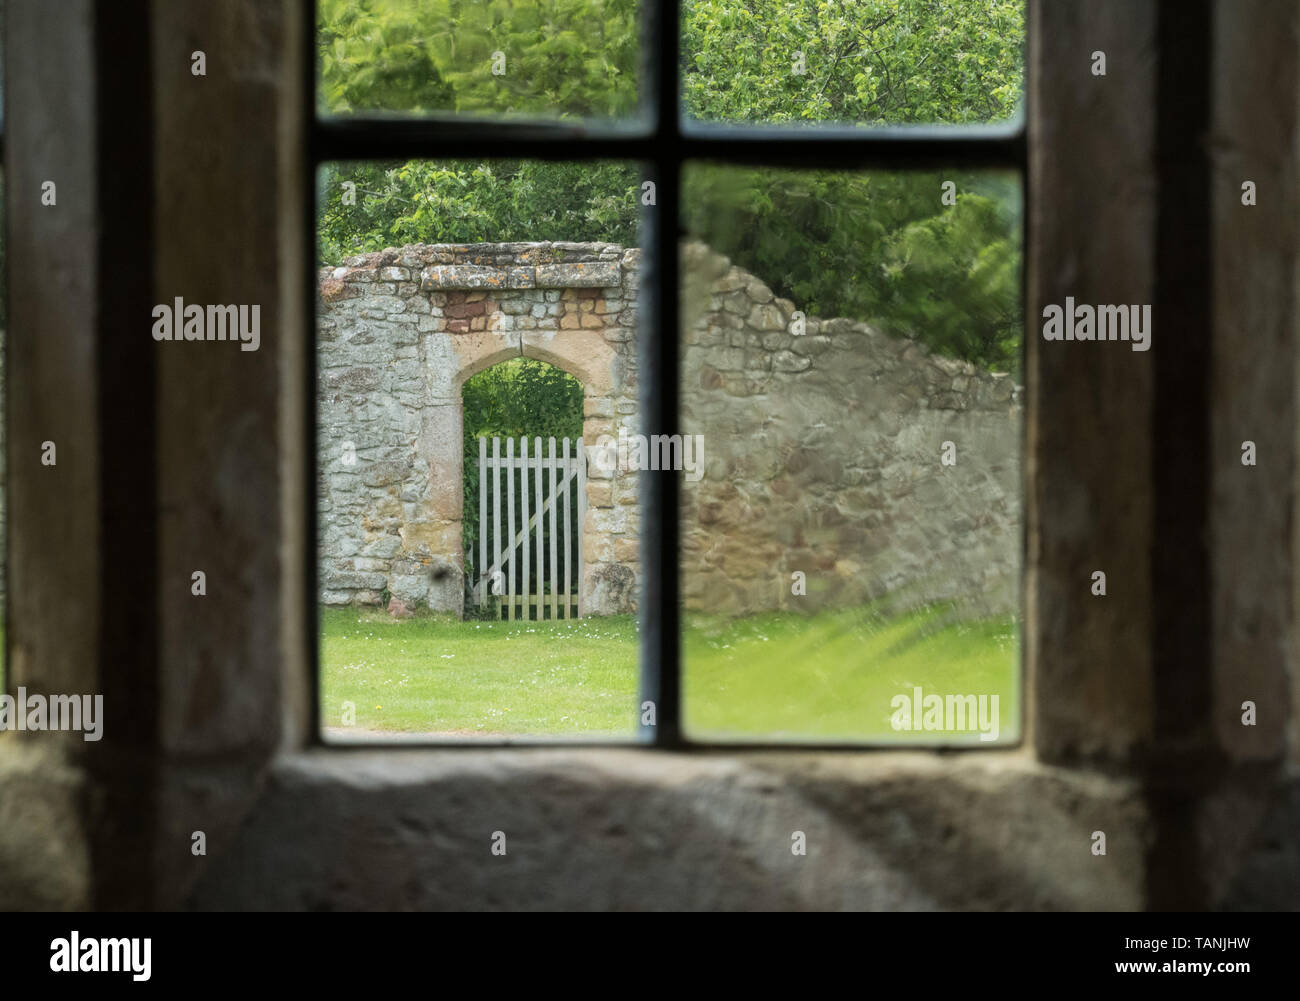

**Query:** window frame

left=305, top=0, right=1029, bottom=751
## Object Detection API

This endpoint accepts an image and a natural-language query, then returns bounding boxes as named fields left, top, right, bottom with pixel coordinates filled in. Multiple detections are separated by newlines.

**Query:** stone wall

left=679, top=242, right=1023, bottom=617
left=318, top=241, right=1022, bottom=619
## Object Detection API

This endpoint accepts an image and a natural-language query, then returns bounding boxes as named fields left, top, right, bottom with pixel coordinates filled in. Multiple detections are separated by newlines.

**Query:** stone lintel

left=421, top=265, right=534, bottom=291
left=535, top=262, right=621, bottom=288
left=420, top=261, right=624, bottom=291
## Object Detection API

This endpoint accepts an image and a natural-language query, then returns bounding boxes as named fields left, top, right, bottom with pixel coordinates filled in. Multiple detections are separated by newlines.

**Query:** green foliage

left=882, top=186, right=1021, bottom=371
left=318, top=0, right=640, bottom=118
left=681, top=0, right=1024, bottom=125
left=463, top=357, right=584, bottom=444
left=675, top=0, right=1025, bottom=372
left=315, top=1, right=1025, bottom=373
left=461, top=358, right=584, bottom=581
left=317, top=159, right=640, bottom=263
left=684, top=164, right=1022, bottom=371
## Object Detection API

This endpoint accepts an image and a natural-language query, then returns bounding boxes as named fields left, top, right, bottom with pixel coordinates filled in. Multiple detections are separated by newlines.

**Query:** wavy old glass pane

left=316, top=159, right=642, bottom=741
left=679, top=164, right=1023, bottom=743
left=317, top=0, right=642, bottom=121
left=681, top=0, right=1024, bottom=127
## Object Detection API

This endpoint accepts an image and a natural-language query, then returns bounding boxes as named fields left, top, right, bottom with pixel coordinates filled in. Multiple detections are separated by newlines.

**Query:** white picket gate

left=476, top=436, right=586, bottom=620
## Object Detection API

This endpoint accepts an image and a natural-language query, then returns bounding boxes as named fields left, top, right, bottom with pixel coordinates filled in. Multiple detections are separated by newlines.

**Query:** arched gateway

left=318, top=242, right=641, bottom=617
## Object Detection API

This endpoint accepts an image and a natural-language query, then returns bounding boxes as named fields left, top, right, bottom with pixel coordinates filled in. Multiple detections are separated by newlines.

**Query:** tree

left=316, top=0, right=1026, bottom=373
left=318, top=159, right=639, bottom=263
left=678, top=0, right=1024, bottom=372
left=318, top=0, right=640, bottom=118
left=681, top=0, right=1024, bottom=125
left=682, top=164, right=1022, bottom=371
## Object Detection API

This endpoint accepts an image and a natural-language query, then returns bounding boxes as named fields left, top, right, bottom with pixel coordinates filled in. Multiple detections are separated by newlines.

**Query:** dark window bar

left=312, top=118, right=1025, bottom=168
left=640, top=0, right=681, bottom=746
left=306, top=0, right=1026, bottom=750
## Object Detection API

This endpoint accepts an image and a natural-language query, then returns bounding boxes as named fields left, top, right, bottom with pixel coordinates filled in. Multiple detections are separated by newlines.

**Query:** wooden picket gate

left=475, top=436, right=586, bottom=620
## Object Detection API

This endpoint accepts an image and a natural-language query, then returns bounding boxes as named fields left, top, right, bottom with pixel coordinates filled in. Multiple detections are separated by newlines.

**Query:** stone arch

left=446, top=328, right=618, bottom=395
left=520, top=332, right=618, bottom=396
left=453, top=342, right=521, bottom=388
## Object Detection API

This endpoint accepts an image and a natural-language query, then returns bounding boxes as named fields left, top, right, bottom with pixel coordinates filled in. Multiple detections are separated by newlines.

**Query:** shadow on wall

left=316, top=241, right=1022, bottom=619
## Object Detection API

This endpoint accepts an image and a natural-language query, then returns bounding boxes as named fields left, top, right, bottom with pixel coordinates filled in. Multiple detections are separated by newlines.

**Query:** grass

left=684, top=602, right=1019, bottom=743
left=320, top=607, right=640, bottom=737
left=320, top=602, right=1019, bottom=743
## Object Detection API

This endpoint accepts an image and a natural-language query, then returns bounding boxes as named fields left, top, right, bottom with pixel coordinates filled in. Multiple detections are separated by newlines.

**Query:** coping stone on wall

left=418, top=261, right=622, bottom=291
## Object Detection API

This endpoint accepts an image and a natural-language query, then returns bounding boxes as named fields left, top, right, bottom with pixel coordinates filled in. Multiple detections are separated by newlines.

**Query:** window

left=311, top=1, right=1026, bottom=747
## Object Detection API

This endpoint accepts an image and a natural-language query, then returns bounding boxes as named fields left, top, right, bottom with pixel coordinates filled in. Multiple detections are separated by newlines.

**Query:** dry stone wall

left=318, top=241, right=1022, bottom=619
left=679, top=242, right=1023, bottom=617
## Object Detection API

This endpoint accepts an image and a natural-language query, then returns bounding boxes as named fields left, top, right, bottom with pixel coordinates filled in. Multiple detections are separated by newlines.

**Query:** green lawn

left=319, top=607, right=640, bottom=736
left=320, top=603, right=1019, bottom=743
left=683, top=603, right=1019, bottom=743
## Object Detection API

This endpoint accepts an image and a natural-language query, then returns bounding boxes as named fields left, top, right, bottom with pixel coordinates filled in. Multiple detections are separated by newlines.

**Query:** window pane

left=316, top=159, right=643, bottom=740
left=681, top=0, right=1025, bottom=127
left=680, top=164, right=1023, bottom=743
left=317, top=0, right=644, bottom=122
